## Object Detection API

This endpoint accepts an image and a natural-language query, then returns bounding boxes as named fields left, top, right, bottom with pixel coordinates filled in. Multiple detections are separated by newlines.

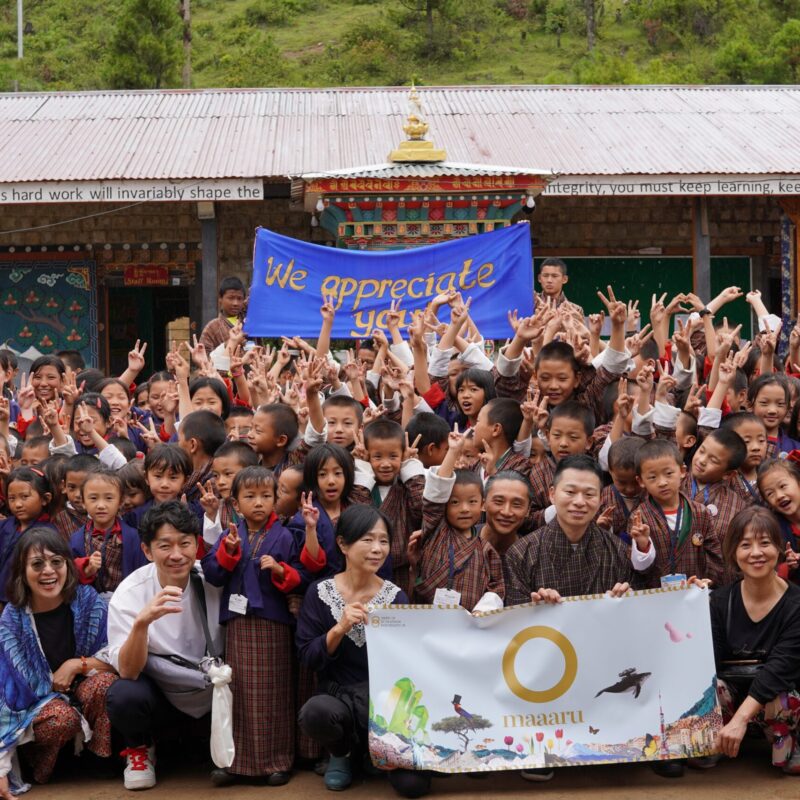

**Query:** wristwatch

left=698, top=308, right=713, bottom=318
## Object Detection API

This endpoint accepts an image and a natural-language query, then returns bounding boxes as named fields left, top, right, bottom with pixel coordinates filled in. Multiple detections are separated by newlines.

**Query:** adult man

left=505, top=454, right=657, bottom=605
left=534, top=257, right=583, bottom=314
left=105, top=500, right=224, bottom=790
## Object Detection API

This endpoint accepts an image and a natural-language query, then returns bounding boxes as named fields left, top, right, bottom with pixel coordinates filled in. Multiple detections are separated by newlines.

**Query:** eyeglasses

left=27, top=556, right=67, bottom=572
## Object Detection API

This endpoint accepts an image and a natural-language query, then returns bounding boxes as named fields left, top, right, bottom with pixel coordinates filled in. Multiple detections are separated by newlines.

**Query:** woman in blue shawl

left=0, top=528, right=116, bottom=797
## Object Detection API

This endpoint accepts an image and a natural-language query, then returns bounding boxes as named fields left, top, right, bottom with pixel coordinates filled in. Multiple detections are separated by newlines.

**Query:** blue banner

left=244, top=225, right=533, bottom=339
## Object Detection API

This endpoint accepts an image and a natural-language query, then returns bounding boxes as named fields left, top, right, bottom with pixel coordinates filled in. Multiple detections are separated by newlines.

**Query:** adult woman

left=711, top=507, right=800, bottom=774
left=0, top=528, right=116, bottom=797
left=296, top=505, right=429, bottom=797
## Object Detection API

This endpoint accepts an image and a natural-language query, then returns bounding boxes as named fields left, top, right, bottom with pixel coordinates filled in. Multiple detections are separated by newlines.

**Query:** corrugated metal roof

left=300, top=162, right=553, bottom=179
left=0, top=85, right=799, bottom=182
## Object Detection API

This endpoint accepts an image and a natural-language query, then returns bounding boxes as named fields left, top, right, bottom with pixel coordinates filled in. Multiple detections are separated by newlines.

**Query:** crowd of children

left=1, top=265, right=800, bottom=794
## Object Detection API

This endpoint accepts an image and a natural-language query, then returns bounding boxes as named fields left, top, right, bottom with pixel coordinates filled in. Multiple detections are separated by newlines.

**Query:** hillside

left=0, top=0, right=798, bottom=92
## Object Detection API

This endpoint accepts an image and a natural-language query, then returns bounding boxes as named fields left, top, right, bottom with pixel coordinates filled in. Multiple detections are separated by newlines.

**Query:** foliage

left=103, top=0, right=182, bottom=89
left=431, top=714, right=492, bottom=753
left=768, top=19, right=800, bottom=82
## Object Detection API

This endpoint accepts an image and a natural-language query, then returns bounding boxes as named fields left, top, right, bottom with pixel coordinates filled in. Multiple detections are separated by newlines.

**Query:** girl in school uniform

left=201, top=465, right=303, bottom=786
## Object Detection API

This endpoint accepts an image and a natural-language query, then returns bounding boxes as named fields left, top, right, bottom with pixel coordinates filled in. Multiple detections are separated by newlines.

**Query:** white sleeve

left=653, top=401, right=681, bottom=430
left=598, top=346, right=632, bottom=376
left=412, top=396, right=435, bottom=415
left=389, top=341, right=414, bottom=368
left=632, top=407, right=655, bottom=436
left=758, top=313, right=782, bottom=333
left=429, top=346, right=455, bottom=378
left=366, top=370, right=380, bottom=389
left=203, top=511, right=223, bottom=548
left=698, top=407, right=722, bottom=430
left=672, top=355, right=697, bottom=390
left=424, top=465, right=455, bottom=503
left=106, top=589, right=144, bottom=673
left=303, top=417, right=327, bottom=446
left=543, top=505, right=557, bottom=524
left=495, top=345, right=522, bottom=378
left=381, top=391, right=401, bottom=413
left=513, top=436, right=532, bottom=458
left=598, top=435, right=613, bottom=473
left=98, top=444, right=127, bottom=470
left=49, top=435, right=78, bottom=457
left=400, top=458, right=425, bottom=483
left=459, top=342, right=493, bottom=371
left=631, top=538, right=657, bottom=571
left=354, top=458, right=375, bottom=491
left=327, top=383, right=353, bottom=399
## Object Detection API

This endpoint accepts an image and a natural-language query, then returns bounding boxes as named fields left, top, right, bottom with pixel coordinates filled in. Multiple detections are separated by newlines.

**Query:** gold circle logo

left=502, top=626, right=578, bottom=703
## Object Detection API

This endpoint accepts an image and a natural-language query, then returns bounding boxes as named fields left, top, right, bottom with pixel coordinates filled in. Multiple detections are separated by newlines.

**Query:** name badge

left=433, top=588, right=461, bottom=607
left=229, top=594, right=248, bottom=615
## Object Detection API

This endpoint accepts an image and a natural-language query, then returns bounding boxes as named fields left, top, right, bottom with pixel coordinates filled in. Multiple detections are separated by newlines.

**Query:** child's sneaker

left=122, top=745, right=157, bottom=790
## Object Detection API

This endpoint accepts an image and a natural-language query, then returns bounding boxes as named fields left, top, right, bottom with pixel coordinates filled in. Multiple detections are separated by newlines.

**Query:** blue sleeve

left=295, top=587, right=336, bottom=673
left=200, top=538, right=235, bottom=588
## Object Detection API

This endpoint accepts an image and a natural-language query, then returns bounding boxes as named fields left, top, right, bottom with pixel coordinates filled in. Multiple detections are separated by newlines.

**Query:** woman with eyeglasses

left=0, top=527, right=116, bottom=798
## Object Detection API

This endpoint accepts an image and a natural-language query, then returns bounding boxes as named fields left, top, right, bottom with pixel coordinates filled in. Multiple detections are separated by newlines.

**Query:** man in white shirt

left=104, top=500, right=223, bottom=790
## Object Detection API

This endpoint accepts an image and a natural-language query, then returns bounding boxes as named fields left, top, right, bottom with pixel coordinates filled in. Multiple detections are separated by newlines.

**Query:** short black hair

left=485, top=397, right=523, bottom=446
left=485, top=469, right=533, bottom=502
left=552, top=454, right=603, bottom=487
left=219, top=276, right=245, bottom=297
left=453, top=468, right=485, bottom=497
left=118, top=460, right=148, bottom=495
left=213, top=440, right=259, bottom=467
left=189, top=377, right=231, bottom=419
left=5, top=466, right=53, bottom=505
left=363, top=418, right=404, bottom=447
left=322, top=394, right=364, bottom=424
left=65, top=453, right=104, bottom=477
left=180, top=410, right=227, bottom=456
left=76, top=368, right=106, bottom=393
left=108, top=436, right=138, bottom=461
left=539, top=257, right=568, bottom=276
left=335, top=504, right=393, bottom=548
left=702, top=428, right=747, bottom=472
left=303, top=443, right=355, bottom=500
left=227, top=406, right=254, bottom=421
left=74, top=392, right=111, bottom=423
left=732, top=368, right=748, bottom=394
left=22, top=435, right=52, bottom=454
left=535, top=341, right=579, bottom=373
left=140, top=500, right=200, bottom=545
left=549, top=400, right=595, bottom=437
left=635, top=439, right=683, bottom=474
left=455, top=368, right=496, bottom=404
left=41, top=454, right=69, bottom=499
left=608, top=437, right=645, bottom=473
left=30, top=355, right=66, bottom=378
left=0, top=349, right=18, bottom=371
left=748, top=373, right=791, bottom=406
left=96, top=377, right=132, bottom=400
left=405, top=413, right=449, bottom=451
left=144, top=443, right=191, bottom=477
left=256, top=404, right=299, bottom=448
left=722, top=411, right=767, bottom=435
left=82, top=468, right=124, bottom=497
left=56, top=349, right=85, bottom=371
left=231, top=465, right=276, bottom=499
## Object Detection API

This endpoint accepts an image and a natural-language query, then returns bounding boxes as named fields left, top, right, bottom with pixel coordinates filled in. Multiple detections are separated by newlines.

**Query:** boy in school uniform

left=248, top=403, right=302, bottom=477
left=596, top=436, right=648, bottom=542
left=534, top=257, right=583, bottom=314
left=198, top=276, right=246, bottom=353
left=409, top=426, right=504, bottom=612
left=470, top=397, right=531, bottom=481
left=177, top=410, right=227, bottom=506
left=354, top=419, right=424, bottom=591
left=404, top=412, right=451, bottom=471
left=52, top=453, right=101, bottom=539
left=634, top=439, right=724, bottom=588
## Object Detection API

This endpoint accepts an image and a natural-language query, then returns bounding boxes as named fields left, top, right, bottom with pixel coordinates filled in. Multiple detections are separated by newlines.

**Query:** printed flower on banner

left=66, top=329, right=82, bottom=342
left=3, top=294, right=17, bottom=307
left=38, top=335, right=54, bottom=349
left=18, top=326, right=32, bottom=339
left=24, top=291, right=40, bottom=305
left=36, top=273, right=59, bottom=288
left=68, top=300, right=83, bottom=313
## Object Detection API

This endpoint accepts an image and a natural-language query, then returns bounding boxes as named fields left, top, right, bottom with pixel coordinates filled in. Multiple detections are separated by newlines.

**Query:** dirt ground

left=25, top=738, right=795, bottom=800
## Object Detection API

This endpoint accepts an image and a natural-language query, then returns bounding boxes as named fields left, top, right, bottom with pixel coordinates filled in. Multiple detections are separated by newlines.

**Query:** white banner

left=0, top=179, right=264, bottom=204
left=543, top=174, right=800, bottom=197
left=366, top=587, right=722, bottom=773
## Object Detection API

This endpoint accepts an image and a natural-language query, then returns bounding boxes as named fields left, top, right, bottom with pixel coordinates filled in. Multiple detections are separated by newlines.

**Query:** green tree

left=104, top=0, right=182, bottom=89
left=768, top=19, right=800, bottom=81
left=431, top=715, right=492, bottom=754
left=221, top=28, right=286, bottom=87
left=714, top=30, right=767, bottom=82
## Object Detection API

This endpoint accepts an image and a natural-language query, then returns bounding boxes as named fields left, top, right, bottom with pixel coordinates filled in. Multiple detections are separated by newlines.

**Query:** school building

left=0, top=85, right=798, bottom=372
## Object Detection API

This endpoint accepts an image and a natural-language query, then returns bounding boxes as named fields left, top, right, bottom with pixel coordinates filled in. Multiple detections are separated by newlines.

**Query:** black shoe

left=266, top=771, right=292, bottom=786
left=210, top=768, right=237, bottom=787
left=651, top=761, right=685, bottom=778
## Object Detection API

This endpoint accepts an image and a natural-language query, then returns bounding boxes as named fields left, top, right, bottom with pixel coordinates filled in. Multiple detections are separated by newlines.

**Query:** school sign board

left=366, top=587, right=722, bottom=773
left=244, top=225, right=533, bottom=340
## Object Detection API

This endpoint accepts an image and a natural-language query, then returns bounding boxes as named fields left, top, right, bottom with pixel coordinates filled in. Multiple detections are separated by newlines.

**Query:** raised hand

left=683, top=383, right=707, bottom=417
left=448, top=422, right=466, bottom=453
left=84, top=549, right=103, bottom=578
left=614, top=377, right=633, bottom=419
left=587, top=311, right=605, bottom=338
left=626, top=323, right=654, bottom=358
left=597, top=286, right=627, bottom=325
left=199, top=480, right=220, bottom=520
left=61, top=367, right=83, bottom=406
left=224, top=522, right=240, bottom=556
left=785, top=543, right=800, bottom=572
left=406, top=530, right=423, bottom=568
left=320, top=292, right=336, bottom=322
left=137, top=586, right=183, bottom=626
left=127, top=339, right=148, bottom=373
left=629, top=510, right=651, bottom=552
left=352, top=429, right=368, bottom=461
left=335, top=602, right=369, bottom=634
left=362, top=404, right=386, bottom=427
left=385, top=298, right=403, bottom=331
left=260, top=555, right=278, bottom=572
left=404, top=432, right=422, bottom=462
left=301, top=492, right=319, bottom=528
left=596, top=506, right=614, bottom=530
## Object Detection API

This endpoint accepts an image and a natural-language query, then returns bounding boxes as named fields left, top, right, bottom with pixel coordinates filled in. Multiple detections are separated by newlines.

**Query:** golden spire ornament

left=389, top=82, right=447, bottom=163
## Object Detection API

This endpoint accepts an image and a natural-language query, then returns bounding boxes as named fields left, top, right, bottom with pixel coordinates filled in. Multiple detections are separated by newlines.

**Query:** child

left=177, top=409, right=227, bottom=504
left=201, top=466, right=301, bottom=785
left=118, top=460, right=148, bottom=515
left=199, top=276, right=246, bottom=353
left=722, top=412, right=767, bottom=504
left=188, top=377, right=231, bottom=419
left=275, top=464, right=305, bottom=523
left=683, top=428, right=748, bottom=548
left=0, top=467, right=56, bottom=601
left=597, top=436, right=647, bottom=542
left=471, top=397, right=531, bottom=479
left=757, top=460, right=800, bottom=583
left=248, top=403, right=300, bottom=476
left=200, top=440, right=259, bottom=547
left=528, top=401, right=595, bottom=529
left=71, top=469, right=146, bottom=597
left=410, top=426, right=504, bottom=611
left=634, top=439, right=724, bottom=587
left=70, top=393, right=113, bottom=455
left=535, top=257, right=581, bottom=311
left=51, top=453, right=100, bottom=540
left=124, top=444, right=192, bottom=527
left=404, top=412, right=450, bottom=470
left=289, top=444, right=376, bottom=580
left=225, top=407, right=255, bottom=442
left=357, top=419, right=424, bottom=590
left=19, top=435, right=50, bottom=467
left=748, top=374, right=800, bottom=459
